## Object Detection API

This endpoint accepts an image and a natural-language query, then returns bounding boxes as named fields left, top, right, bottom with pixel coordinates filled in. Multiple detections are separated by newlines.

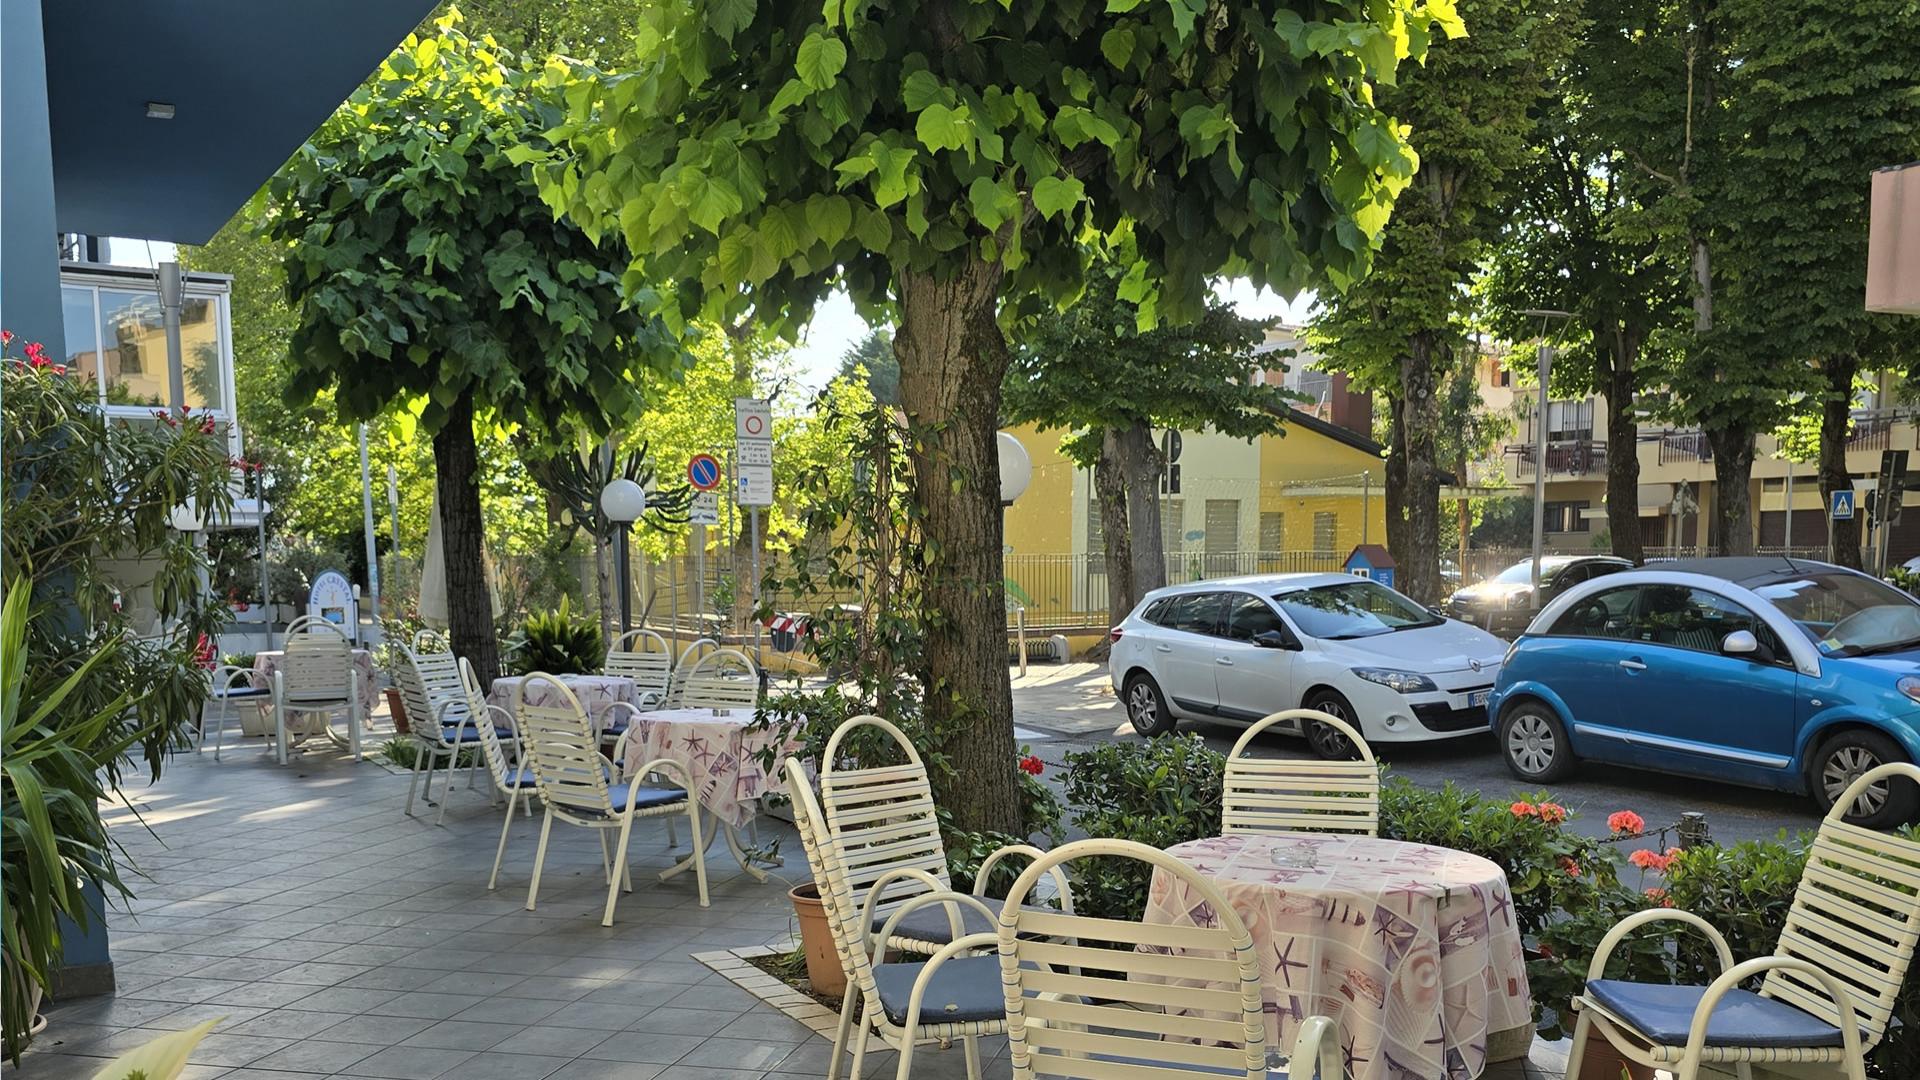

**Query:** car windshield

left=1491, top=560, right=1568, bottom=585
left=1750, top=571, right=1920, bottom=657
left=1271, top=580, right=1441, bottom=639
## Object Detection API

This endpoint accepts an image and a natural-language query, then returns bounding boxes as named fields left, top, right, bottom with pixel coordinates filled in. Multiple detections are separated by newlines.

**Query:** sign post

left=735, top=399, right=775, bottom=664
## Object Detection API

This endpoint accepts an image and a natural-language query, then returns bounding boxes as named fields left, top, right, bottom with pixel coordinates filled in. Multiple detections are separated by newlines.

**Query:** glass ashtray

left=1268, top=842, right=1318, bottom=869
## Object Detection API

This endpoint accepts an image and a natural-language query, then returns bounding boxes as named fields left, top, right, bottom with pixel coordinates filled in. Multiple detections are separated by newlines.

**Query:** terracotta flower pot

left=1576, top=1033, right=1656, bottom=1080
left=385, top=687, right=410, bottom=735
left=789, top=882, right=845, bottom=996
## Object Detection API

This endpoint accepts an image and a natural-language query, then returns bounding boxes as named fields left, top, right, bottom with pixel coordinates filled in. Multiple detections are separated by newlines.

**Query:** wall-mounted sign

left=307, top=570, right=357, bottom=639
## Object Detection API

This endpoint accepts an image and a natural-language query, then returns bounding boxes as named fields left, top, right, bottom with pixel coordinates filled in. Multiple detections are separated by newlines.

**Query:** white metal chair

left=604, top=628, right=673, bottom=707
left=665, top=637, right=721, bottom=706
left=270, top=621, right=363, bottom=764
left=412, top=628, right=451, bottom=653
left=1222, top=709, right=1379, bottom=836
left=676, top=647, right=761, bottom=710
left=441, top=656, right=543, bottom=889
left=1566, top=762, right=1920, bottom=1080
left=990, top=838, right=1345, bottom=1080
left=785, top=756, right=1009, bottom=1080
left=196, top=664, right=271, bottom=761
left=397, top=645, right=504, bottom=824
left=515, top=672, right=708, bottom=922
left=819, top=715, right=1075, bottom=956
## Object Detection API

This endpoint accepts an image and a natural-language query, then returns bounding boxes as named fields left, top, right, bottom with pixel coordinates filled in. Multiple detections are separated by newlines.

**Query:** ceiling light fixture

left=145, top=101, right=176, bottom=120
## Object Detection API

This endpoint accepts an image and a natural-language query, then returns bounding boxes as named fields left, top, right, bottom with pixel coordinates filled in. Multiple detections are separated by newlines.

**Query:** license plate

left=1469, top=689, right=1491, bottom=707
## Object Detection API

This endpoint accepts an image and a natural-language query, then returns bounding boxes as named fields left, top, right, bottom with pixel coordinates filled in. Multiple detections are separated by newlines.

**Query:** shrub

left=1060, top=735, right=1225, bottom=920
left=513, top=595, right=603, bottom=675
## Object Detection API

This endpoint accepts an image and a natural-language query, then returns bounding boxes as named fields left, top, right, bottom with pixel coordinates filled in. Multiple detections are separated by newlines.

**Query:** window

left=1753, top=570, right=1920, bottom=656
left=1631, top=586, right=1785, bottom=658
left=1259, top=511, right=1285, bottom=553
left=1547, top=585, right=1642, bottom=639
left=1204, top=500, right=1240, bottom=554
left=1544, top=501, right=1591, bottom=533
left=1142, top=597, right=1176, bottom=625
left=59, top=276, right=229, bottom=414
left=1224, top=593, right=1287, bottom=642
left=1546, top=399, right=1594, bottom=442
left=1271, top=580, right=1437, bottom=640
left=1492, top=358, right=1512, bottom=388
left=1164, top=592, right=1224, bottom=636
left=1312, top=511, right=1338, bottom=554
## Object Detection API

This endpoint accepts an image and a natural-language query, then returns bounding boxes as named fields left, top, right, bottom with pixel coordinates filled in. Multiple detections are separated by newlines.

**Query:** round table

left=1146, top=832, right=1531, bottom=1080
left=486, top=673, right=639, bottom=726
left=621, top=706, right=803, bottom=882
left=250, top=648, right=378, bottom=722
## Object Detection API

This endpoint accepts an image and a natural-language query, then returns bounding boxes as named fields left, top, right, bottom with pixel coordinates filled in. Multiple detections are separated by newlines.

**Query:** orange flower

left=1628, top=848, right=1674, bottom=874
left=1537, top=802, right=1568, bottom=825
left=1509, top=801, right=1538, bottom=818
left=1558, top=856, right=1581, bottom=877
left=1644, top=887, right=1674, bottom=908
left=1607, top=810, right=1646, bottom=836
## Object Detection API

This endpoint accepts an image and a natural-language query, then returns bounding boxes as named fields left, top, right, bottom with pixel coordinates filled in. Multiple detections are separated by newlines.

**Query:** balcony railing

left=1506, top=439, right=1607, bottom=477
left=1658, top=430, right=1713, bottom=465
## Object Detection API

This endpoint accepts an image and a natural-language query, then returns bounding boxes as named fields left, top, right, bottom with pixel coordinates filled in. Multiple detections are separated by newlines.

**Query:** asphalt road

left=1010, top=663, right=1825, bottom=845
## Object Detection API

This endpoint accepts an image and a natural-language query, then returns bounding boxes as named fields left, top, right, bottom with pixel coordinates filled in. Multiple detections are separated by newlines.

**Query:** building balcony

left=1505, top=439, right=1607, bottom=478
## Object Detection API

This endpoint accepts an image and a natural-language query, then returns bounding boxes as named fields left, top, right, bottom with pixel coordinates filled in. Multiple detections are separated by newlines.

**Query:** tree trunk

left=1117, top=419, right=1166, bottom=597
left=1820, top=356, right=1862, bottom=568
left=1705, top=427, right=1756, bottom=555
left=895, top=260, right=1019, bottom=836
left=1602, top=327, right=1645, bottom=564
left=1384, top=395, right=1409, bottom=565
left=1095, top=431, right=1136, bottom=622
left=432, top=389, right=499, bottom=684
left=1398, top=336, right=1443, bottom=604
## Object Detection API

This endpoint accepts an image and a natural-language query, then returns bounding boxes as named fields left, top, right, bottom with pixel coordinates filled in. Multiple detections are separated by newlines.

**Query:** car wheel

left=1812, top=730, right=1918, bottom=827
left=1124, top=673, right=1175, bottom=737
left=1302, top=689, right=1363, bottom=760
left=1500, top=699, right=1574, bottom=783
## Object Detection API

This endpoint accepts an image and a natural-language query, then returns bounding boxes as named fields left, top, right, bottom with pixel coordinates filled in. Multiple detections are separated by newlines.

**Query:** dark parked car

left=1443, top=555, right=1632, bottom=636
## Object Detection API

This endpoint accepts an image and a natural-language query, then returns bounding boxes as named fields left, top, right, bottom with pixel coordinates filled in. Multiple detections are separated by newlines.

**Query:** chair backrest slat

left=1761, top=763, right=1920, bottom=1042
left=397, top=646, right=469, bottom=732
left=665, top=638, right=721, bottom=707
left=281, top=625, right=354, bottom=701
left=819, top=716, right=949, bottom=919
left=456, top=658, right=521, bottom=794
left=605, top=629, right=673, bottom=698
left=514, top=673, right=615, bottom=821
left=677, top=647, right=761, bottom=710
left=995, top=839, right=1268, bottom=1080
left=784, top=756, right=888, bottom=1020
left=1221, top=709, right=1378, bottom=837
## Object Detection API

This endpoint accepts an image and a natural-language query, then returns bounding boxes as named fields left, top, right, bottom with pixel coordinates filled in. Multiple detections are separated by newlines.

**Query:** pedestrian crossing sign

left=1832, top=489, right=1855, bottom=520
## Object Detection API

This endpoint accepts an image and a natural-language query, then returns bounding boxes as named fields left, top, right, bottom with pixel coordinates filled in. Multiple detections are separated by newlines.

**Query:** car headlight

left=1352, top=668, right=1439, bottom=694
left=1899, top=677, right=1920, bottom=705
left=1505, top=589, right=1534, bottom=610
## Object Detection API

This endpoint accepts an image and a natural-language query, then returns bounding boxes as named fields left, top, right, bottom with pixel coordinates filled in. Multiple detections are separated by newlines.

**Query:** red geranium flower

left=1607, top=810, right=1646, bottom=836
left=1558, top=856, right=1581, bottom=877
left=1509, top=801, right=1538, bottom=818
left=1628, top=848, right=1675, bottom=874
left=1536, top=802, right=1568, bottom=825
left=1018, top=755, right=1044, bottom=776
left=1643, top=887, right=1673, bottom=907
left=1, top=329, right=14, bottom=346
left=23, top=341, right=48, bottom=367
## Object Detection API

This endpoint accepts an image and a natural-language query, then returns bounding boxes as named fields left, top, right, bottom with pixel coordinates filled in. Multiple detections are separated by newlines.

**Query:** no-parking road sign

left=688, top=453, right=722, bottom=492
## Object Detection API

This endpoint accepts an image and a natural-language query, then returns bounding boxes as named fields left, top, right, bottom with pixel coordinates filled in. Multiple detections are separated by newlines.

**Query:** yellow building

left=1002, top=408, right=1389, bottom=627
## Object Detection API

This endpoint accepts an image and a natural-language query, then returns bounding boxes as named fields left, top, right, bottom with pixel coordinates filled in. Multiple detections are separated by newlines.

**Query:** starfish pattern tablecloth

left=1145, top=832, right=1531, bottom=1080
left=487, top=674, right=640, bottom=729
left=251, top=648, right=378, bottom=724
left=620, top=707, right=799, bottom=828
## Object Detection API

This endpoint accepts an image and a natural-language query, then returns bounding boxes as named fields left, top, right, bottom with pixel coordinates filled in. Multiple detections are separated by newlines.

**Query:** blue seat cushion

left=211, top=685, right=269, bottom=699
left=875, top=902, right=1059, bottom=945
left=435, top=725, right=515, bottom=743
left=872, top=955, right=1004, bottom=1026
left=605, top=782, right=688, bottom=812
left=1586, top=979, right=1861, bottom=1048
left=506, top=767, right=538, bottom=788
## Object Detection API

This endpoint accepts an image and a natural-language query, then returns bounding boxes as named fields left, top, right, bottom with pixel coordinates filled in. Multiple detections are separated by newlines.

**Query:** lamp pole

left=600, top=478, right=648, bottom=635
left=1520, top=310, right=1574, bottom=595
left=997, top=432, right=1032, bottom=673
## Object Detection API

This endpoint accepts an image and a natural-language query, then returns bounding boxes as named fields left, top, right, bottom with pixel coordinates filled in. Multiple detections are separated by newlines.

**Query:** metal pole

left=256, top=461, right=273, bottom=651
left=158, top=262, right=186, bottom=411
left=1531, top=342, right=1552, bottom=595
left=617, top=526, right=632, bottom=634
left=668, top=534, right=678, bottom=641
left=1362, top=470, right=1371, bottom=547
left=387, top=464, right=402, bottom=555
left=1016, top=606, right=1029, bottom=678
left=1784, top=459, right=1794, bottom=551
left=357, top=423, right=381, bottom=630
left=751, top=508, right=763, bottom=667
left=693, top=523, right=706, bottom=629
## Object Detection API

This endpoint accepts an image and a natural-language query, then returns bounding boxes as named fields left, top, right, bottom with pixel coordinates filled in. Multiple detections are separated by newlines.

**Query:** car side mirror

left=1721, top=629, right=1773, bottom=663
left=1253, top=629, right=1299, bottom=651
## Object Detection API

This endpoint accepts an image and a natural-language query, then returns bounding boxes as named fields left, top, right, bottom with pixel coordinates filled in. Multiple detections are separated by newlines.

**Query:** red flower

left=1558, top=856, right=1581, bottom=877
left=23, top=341, right=48, bottom=367
left=1536, top=942, right=1555, bottom=959
left=1, top=329, right=13, bottom=346
left=1536, top=802, right=1568, bottom=825
left=1607, top=810, right=1646, bottom=836
left=198, top=415, right=216, bottom=434
left=1018, top=754, right=1044, bottom=776
left=1643, top=887, right=1673, bottom=908
left=1628, top=848, right=1675, bottom=874
left=51, top=364, right=66, bottom=375
left=1509, top=801, right=1538, bottom=818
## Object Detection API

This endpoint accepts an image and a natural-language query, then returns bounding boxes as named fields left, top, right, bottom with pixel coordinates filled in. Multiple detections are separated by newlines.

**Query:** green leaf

left=902, top=69, right=944, bottom=112
left=1178, top=104, right=1233, bottom=156
left=760, top=203, right=801, bottom=259
left=685, top=172, right=744, bottom=234
left=1099, top=27, right=1135, bottom=69
left=1273, top=10, right=1309, bottom=52
left=915, top=103, right=971, bottom=152
left=717, top=228, right=754, bottom=282
left=1031, top=175, right=1084, bottom=220
left=707, top=0, right=756, bottom=42
left=807, top=193, right=854, bottom=247
left=967, top=176, right=1020, bottom=231
left=796, top=33, right=849, bottom=91
left=1105, top=0, right=1145, bottom=9
left=1351, top=119, right=1398, bottom=169
left=854, top=206, right=892, bottom=250
left=769, top=78, right=812, bottom=115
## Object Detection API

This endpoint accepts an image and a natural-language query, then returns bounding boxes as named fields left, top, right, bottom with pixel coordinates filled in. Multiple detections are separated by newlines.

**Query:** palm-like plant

left=2, top=584, right=156, bottom=1061
left=513, top=595, right=605, bottom=676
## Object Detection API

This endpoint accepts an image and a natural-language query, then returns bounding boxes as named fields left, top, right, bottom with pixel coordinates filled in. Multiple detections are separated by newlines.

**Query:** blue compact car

left=1487, top=557, right=1920, bottom=826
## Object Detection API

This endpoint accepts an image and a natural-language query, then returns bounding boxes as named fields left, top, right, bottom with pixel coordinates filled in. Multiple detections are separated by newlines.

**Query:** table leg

left=659, top=810, right=778, bottom=883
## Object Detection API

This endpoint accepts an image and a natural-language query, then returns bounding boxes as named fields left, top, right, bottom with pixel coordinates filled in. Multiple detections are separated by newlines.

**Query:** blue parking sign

left=1831, top=489, right=1855, bottom=520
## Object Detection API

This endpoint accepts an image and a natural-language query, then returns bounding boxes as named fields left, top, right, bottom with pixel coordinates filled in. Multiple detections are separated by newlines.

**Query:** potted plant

left=514, top=596, right=605, bottom=675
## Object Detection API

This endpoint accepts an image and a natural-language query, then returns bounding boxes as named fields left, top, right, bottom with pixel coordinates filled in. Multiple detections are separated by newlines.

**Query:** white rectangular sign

left=737, top=439, right=773, bottom=467
left=689, top=491, right=720, bottom=526
left=734, top=397, right=773, bottom=441
left=735, top=463, right=774, bottom=506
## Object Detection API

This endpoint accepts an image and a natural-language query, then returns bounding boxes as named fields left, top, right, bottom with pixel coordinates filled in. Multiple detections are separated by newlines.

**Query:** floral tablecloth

left=620, top=707, right=799, bottom=828
left=251, top=648, right=378, bottom=722
left=487, top=674, right=639, bottom=729
left=1147, top=833, right=1531, bottom=1080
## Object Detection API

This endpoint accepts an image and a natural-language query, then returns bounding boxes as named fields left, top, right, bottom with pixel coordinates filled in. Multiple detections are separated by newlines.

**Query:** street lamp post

left=997, top=433, right=1033, bottom=676
left=1520, top=310, right=1574, bottom=596
left=599, top=478, right=647, bottom=635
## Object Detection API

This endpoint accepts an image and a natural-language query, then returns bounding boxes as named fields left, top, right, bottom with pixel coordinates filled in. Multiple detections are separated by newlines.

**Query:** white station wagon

left=1107, top=573, right=1511, bottom=756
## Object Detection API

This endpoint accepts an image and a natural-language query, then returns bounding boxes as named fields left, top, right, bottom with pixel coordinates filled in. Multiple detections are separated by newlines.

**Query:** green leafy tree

left=1713, top=0, right=1920, bottom=567
left=424, top=0, right=638, bottom=63
left=1312, top=0, right=1578, bottom=603
left=265, top=17, right=683, bottom=679
left=837, top=327, right=899, bottom=406
left=1004, top=262, right=1288, bottom=619
left=528, top=0, right=1454, bottom=832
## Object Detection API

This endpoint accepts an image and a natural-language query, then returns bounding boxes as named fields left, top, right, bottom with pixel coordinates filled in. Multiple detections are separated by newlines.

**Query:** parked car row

left=1109, top=556, right=1920, bottom=825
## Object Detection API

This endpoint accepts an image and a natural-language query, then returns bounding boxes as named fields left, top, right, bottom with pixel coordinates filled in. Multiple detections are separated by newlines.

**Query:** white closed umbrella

left=418, top=486, right=499, bottom=629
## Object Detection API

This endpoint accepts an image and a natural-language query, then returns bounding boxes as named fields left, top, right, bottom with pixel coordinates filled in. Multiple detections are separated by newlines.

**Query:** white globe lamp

left=598, top=478, right=648, bottom=523
left=997, top=432, right=1031, bottom=508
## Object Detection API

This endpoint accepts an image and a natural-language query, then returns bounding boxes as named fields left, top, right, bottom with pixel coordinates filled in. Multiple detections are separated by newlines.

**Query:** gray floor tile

left=244, top=1039, right=390, bottom=1075
left=654, top=1066, right=771, bottom=1080
left=543, top=1001, right=648, bottom=1031
left=182, top=1032, right=299, bottom=1067
left=580, top=1030, right=707, bottom=1064
left=277, top=986, right=400, bottom=1014
left=449, top=996, right=567, bottom=1025
left=675, top=1037, right=802, bottom=1072
left=308, top=1014, right=437, bottom=1045
left=381, top=992, right=488, bottom=1020
left=400, top=1019, right=522, bottom=1051
left=348, top=1042, right=481, bottom=1078
left=626, top=1008, right=748, bottom=1038
left=436, top=1051, right=572, bottom=1080
left=488, top=1026, right=607, bottom=1057
left=545, top=1061, right=667, bottom=1080
left=217, top=1010, right=356, bottom=1039
left=715, top=1010, right=814, bottom=1043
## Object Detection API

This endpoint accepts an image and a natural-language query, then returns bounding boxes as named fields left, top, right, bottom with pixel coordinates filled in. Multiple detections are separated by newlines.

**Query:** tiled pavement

left=17, top=727, right=1570, bottom=1080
